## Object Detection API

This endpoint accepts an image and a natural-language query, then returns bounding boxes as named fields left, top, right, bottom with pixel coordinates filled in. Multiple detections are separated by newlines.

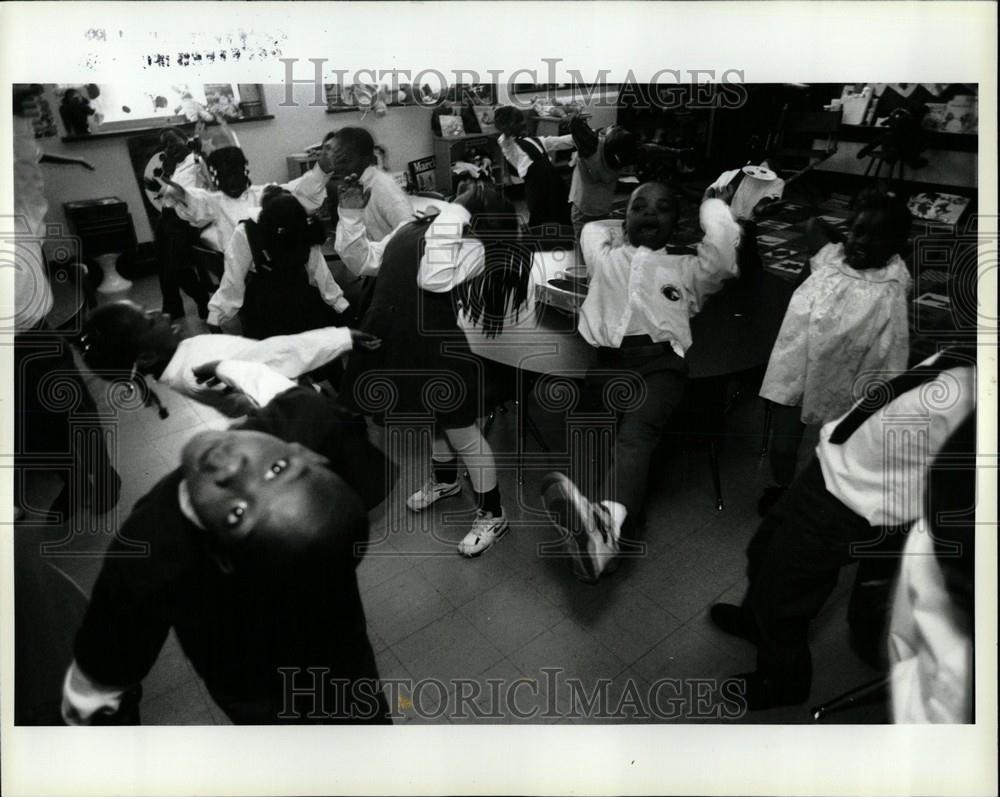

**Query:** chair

left=811, top=675, right=890, bottom=721
left=766, top=107, right=843, bottom=186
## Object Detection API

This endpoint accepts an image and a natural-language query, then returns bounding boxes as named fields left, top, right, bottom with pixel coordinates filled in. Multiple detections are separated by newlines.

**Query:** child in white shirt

left=79, top=300, right=378, bottom=418
left=205, top=187, right=350, bottom=336
left=494, top=105, right=574, bottom=230
left=335, top=179, right=532, bottom=558
left=542, top=181, right=741, bottom=583
left=568, top=118, right=637, bottom=239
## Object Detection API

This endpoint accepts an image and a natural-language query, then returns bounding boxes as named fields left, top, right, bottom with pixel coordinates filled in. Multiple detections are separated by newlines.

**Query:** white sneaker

left=457, top=510, right=509, bottom=558
left=406, top=478, right=462, bottom=512
left=540, top=472, right=620, bottom=584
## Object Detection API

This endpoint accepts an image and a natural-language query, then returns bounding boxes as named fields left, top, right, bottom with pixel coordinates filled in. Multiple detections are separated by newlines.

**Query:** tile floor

left=16, top=267, right=889, bottom=726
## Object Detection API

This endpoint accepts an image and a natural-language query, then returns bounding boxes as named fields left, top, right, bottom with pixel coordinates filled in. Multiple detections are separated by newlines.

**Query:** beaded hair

left=206, top=146, right=251, bottom=198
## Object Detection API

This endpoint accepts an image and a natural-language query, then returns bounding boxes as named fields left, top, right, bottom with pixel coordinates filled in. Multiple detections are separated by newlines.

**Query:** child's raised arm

left=206, top=224, right=254, bottom=328
left=166, top=183, right=219, bottom=227
left=580, top=219, right=626, bottom=278
left=540, top=134, right=575, bottom=154
left=416, top=201, right=485, bottom=292
left=304, top=246, right=351, bottom=314
left=333, top=180, right=400, bottom=277
left=569, top=116, right=599, bottom=156
left=681, top=198, right=742, bottom=313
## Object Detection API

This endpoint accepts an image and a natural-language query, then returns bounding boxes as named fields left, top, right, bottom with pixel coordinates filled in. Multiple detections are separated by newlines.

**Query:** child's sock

left=599, top=500, right=627, bottom=541
left=475, top=485, right=503, bottom=517
left=433, top=460, right=458, bottom=485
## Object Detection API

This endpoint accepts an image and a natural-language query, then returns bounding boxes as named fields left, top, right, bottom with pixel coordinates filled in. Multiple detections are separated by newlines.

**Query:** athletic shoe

left=457, top=510, right=509, bottom=558
left=540, top=472, right=619, bottom=584
left=406, top=478, right=462, bottom=512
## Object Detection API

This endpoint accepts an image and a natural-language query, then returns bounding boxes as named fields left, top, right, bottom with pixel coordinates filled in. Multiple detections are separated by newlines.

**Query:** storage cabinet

left=433, top=134, right=503, bottom=193
left=286, top=153, right=319, bottom=181
left=63, top=197, right=138, bottom=266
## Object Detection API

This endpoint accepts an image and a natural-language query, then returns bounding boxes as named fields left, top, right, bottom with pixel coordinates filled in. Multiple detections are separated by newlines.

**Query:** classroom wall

left=37, top=83, right=436, bottom=244
left=496, top=84, right=620, bottom=129
left=36, top=82, right=622, bottom=246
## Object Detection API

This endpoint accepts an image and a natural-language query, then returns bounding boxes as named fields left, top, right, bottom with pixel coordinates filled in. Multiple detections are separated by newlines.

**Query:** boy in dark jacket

left=61, top=386, right=397, bottom=724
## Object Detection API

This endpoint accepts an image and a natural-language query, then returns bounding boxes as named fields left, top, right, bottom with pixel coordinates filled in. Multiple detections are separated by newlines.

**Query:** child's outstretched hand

left=350, top=330, right=382, bottom=351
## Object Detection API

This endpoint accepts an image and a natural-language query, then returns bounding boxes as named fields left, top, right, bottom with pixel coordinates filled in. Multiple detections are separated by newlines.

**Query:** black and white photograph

left=1, top=2, right=996, bottom=796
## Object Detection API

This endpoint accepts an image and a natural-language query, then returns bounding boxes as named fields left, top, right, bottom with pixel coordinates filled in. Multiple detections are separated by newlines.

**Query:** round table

left=462, top=272, right=795, bottom=379
left=460, top=271, right=797, bottom=495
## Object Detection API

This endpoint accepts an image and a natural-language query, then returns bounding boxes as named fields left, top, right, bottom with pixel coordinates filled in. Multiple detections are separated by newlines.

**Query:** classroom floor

left=16, top=261, right=889, bottom=726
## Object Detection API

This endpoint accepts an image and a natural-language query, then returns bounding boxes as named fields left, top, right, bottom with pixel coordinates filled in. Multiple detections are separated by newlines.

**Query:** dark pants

left=583, top=339, right=688, bottom=520
left=155, top=207, right=210, bottom=319
left=524, top=159, right=571, bottom=229
left=768, top=402, right=807, bottom=486
left=743, top=458, right=904, bottom=693
left=14, top=322, right=121, bottom=515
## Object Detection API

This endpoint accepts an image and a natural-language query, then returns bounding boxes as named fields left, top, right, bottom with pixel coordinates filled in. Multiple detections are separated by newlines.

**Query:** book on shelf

left=408, top=156, right=437, bottom=193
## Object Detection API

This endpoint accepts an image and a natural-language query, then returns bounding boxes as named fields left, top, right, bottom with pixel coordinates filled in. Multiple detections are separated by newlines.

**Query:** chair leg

left=760, top=401, right=773, bottom=457
left=709, top=440, right=724, bottom=511
left=523, top=411, right=549, bottom=453
left=483, top=408, right=497, bottom=439
left=810, top=675, right=890, bottom=721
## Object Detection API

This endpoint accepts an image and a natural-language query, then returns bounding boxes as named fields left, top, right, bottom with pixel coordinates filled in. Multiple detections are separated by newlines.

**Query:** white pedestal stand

left=94, top=252, right=132, bottom=294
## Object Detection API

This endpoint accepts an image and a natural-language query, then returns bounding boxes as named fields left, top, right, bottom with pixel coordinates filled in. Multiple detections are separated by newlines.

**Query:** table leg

left=709, top=440, right=724, bottom=512
left=760, top=400, right=773, bottom=457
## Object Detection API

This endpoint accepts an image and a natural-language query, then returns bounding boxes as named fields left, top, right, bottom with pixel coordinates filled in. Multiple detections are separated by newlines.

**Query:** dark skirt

left=524, top=158, right=571, bottom=229
left=339, top=298, right=484, bottom=428
left=241, top=270, right=341, bottom=340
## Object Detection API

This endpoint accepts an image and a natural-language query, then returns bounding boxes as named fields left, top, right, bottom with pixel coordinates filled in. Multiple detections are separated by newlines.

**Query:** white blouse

left=760, top=241, right=912, bottom=425
left=335, top=202, right=485, bottom=292
left=206, top=209, right=349, bottom=328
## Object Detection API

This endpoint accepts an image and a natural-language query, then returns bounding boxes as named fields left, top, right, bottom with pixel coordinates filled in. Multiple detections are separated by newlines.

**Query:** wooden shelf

left=839, top=123, right=977, bottom=153
left=61, top=114, right=274, bottom=143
